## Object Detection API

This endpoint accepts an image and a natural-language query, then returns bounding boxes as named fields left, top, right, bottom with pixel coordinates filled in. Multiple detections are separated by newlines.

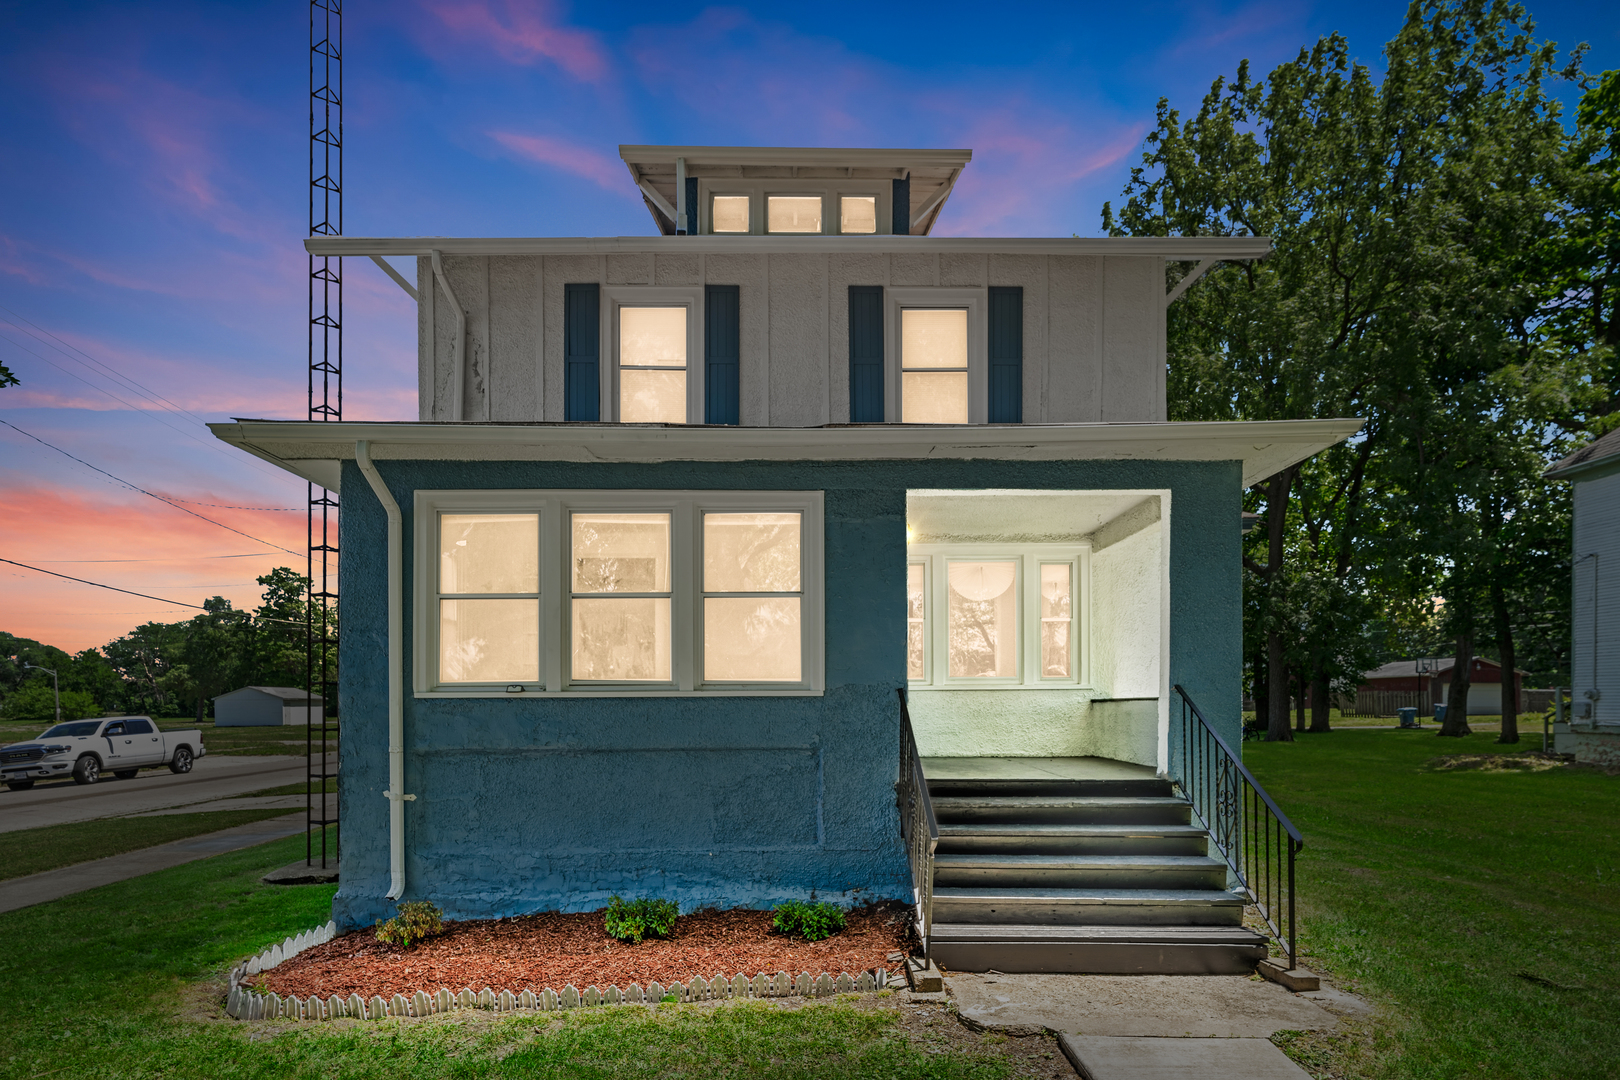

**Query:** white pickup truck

left=0, top=716, right=206, bottom=790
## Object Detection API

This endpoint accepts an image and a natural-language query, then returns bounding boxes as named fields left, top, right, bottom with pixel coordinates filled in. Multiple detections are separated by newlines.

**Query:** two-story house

left=211, top=145, right=1360, bottom=974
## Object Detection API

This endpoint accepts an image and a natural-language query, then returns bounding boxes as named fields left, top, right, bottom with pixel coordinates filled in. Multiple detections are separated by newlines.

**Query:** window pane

left=440, top=514, right=538, bottom=594
left=620, top=369, right=687, bottom=423
left=907, top=562, right=926, bottom=680
left=703, top=512, right=801, bottom=592
left=572, top=598, right=671, bottom=681
left=901, top=372, right=969, bottom=424
left=1041, top=563, right=1072, bottom=678
left=704, top=597, right=801, bottom=681
left=620, top=306, right=686, bottom=367
left=768, top=195, right=822, bottom=233
left=840, top=195, right=877, bottom=234
left=441, top=598, right=539, bottom=682
left=901, top=309, right=968, bottom=368
left=572, top=513, right=671, bottom=592
left=948, top=561, right=1018, bottom=678
left=712, top=195, right=750, bottom=233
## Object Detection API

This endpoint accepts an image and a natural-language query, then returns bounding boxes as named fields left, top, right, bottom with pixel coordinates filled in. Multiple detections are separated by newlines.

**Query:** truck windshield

left=41, top=722, right=104, bottom=738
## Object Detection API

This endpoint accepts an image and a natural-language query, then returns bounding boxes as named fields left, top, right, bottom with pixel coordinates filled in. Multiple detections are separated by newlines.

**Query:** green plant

left=604, top=895, right=678, bottom=943
left=374, top=900, right=444, bottom=948
left=772, top=900, right=846, bottom=942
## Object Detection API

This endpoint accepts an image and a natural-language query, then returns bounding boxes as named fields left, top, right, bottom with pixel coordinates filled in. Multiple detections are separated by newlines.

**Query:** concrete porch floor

left=919, top=756, right=1158, bottom=782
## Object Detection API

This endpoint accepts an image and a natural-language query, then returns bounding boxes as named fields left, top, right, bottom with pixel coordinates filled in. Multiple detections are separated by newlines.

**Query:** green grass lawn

left=1246, top=729, right=1620, bottom=1080
left=0, top=832, right=1049, bottom=1079
left=231, top=777, right=339, bottom=799
left=0, top=809, right=298, bottom=881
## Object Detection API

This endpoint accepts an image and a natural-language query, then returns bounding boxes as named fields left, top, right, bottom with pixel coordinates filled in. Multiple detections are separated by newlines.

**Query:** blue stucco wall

left=333, top=456, right=1242, bottom=928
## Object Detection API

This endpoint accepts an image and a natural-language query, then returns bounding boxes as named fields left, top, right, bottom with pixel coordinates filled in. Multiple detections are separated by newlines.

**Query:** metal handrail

left=895, top=688, right=939, bottom=953
left=1171, top=684, right=1304, bottom=969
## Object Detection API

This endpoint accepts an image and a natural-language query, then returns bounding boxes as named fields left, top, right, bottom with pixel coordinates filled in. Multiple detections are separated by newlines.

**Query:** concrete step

left=931, top=795, right=1192, bottom=826
left=934, top=853, right=1229, bottom=891
left=926, top=776, right=1175, bottom=799
left=929, top=924, right=1268, bottom=974
left=936, top=822, right=1209, bottom=856
left=932, top=886, right=1247, bottom=926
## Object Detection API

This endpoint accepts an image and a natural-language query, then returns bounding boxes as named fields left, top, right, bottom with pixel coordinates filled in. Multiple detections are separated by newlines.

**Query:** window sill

left=907, top=682, right=1095, bottom=692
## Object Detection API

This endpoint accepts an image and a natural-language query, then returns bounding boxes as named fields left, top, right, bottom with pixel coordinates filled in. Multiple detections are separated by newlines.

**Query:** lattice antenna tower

left=307, top=0, right=342, bottom=869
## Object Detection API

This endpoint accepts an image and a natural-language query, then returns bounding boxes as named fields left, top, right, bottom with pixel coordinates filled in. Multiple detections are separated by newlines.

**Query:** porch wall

left=335, top=456, right=1241, bottom=929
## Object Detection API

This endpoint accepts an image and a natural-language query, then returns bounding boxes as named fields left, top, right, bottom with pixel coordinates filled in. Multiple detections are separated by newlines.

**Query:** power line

left=2, top=558, right=308, bottom=626
left=0, top=418, right=305, bottom=556
left=24, top=553, right=273, bottom=563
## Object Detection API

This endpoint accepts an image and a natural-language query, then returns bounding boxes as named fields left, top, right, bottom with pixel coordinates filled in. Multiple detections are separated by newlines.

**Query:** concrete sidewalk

left=0, top=812, right=308, bottom=914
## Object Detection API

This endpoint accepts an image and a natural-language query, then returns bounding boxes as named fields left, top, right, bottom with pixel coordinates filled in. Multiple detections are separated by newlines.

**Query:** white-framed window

left=906, top=544, right=1089, bottom=688
left=885, top=288, right=987, bottom=424
left=603, top=287, right=704, bottom=424
left=695, top=180, right=890, bottom=235
left=415, top=489, right=825, bottom=696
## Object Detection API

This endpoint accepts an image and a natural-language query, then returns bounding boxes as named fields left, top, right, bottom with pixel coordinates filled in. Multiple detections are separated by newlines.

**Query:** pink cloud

left=423, top=0, right=609, bottom=81
left=487, top=131, right=625, bottom=191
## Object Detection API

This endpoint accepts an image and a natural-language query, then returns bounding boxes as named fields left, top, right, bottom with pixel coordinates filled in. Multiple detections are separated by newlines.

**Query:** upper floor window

left=900, top=308, right=969, bottom=423
left=699, top=183, right=889, bottom=235
left=768, top=195, right=823, bottom=234
left=711, top=195, right=750, bottom=234
left=618, top=306, right=688, bottom=424
left=840, top=196, right=877, bottom=234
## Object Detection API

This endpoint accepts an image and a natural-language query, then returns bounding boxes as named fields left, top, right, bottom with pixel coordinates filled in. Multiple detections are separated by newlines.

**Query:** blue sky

left=2, top=0, right=1618, bottom=651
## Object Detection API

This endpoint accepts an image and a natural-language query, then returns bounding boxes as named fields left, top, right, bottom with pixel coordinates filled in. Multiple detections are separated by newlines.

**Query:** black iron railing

left=895, top=689, right=939, bottom=953
left=1171, top=684, right=1304, bottom=969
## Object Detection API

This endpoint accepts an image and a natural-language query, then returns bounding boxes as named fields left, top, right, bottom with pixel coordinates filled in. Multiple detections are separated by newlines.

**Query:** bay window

left=907, top=545, right=1088, bottom=688
left=416, top=490, right=824, bottom=695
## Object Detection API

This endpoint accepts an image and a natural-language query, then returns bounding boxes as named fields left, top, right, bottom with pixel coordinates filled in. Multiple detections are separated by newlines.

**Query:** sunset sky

left=3, top=0, right=1618, bottom=653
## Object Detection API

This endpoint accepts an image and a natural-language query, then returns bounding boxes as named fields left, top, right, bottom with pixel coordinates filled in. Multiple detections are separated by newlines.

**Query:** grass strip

left=229, top=777, right=339, bottom=799
left=0, top=808, right=300, bottom=881
left=0, top=830, right=1027, bottom=1079
left=1247, top=728, right=1620, bottom=1079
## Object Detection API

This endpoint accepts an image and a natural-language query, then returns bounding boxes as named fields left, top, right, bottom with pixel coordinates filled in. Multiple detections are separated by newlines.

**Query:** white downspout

left=356, top=440, right=411, bottom=900
left=430, top=249, right=466, bottom=422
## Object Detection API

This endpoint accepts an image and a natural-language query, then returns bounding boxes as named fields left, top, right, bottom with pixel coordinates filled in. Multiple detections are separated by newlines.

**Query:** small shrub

left=772, top=899, right=846, bottom=941
left=604, top=895, right=678, bottom=943
left=374, top=901, right=444, bottom=948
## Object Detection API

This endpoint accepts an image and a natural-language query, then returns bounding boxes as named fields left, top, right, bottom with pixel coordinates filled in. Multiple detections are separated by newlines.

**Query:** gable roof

left=1544, top=427, right=1620, bottom=480
left=1362, top=657, right=1522, bottom=680
left=217, top=686, right=325, bottom=702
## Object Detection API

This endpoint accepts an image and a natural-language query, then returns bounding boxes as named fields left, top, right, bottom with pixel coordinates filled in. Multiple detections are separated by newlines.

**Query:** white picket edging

left=226, top=921, right=891, bottom=1021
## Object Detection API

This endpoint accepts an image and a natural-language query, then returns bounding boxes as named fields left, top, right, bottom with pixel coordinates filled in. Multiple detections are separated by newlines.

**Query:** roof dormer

left=618, top=145, right=972, bottom=237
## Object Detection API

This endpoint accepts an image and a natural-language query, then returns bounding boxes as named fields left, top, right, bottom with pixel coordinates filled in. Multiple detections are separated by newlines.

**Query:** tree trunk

left=1295, top=671, right=1308, bottom=732
left=1493, top=580, right=1519, bottom=744
left=1252, top=647, right=1270, bottom=732
left=1310, top=667, right=1332, bottom=732
left=1263, top=470, right=1294, bottom=743
left=1439, top=633, right=1474, bottom=737
left=195, top=693, right=205, bottom=726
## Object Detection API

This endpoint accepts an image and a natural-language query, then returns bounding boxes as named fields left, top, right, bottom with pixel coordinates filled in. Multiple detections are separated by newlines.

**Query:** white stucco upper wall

left=411, top=249, right=1178, bottom=426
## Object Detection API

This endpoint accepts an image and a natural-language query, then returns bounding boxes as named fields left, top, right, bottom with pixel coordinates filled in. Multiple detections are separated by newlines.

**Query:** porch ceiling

left=207, top=418, right=1364, bottom=494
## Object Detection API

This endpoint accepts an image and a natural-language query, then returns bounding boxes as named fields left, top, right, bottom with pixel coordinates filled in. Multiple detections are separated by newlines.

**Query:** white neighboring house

left=1545, top=427, right=1620, bottom=766
left=213, top=686, right=324, bottom=727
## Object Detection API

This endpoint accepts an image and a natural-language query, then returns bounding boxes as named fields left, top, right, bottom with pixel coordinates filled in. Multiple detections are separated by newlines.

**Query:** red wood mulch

left=261, top=903, right=914, bottom=1000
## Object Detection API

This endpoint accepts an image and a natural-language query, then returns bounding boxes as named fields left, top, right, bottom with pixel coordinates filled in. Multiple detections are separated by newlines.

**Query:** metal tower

left=306, top=0, right=341, bottom=869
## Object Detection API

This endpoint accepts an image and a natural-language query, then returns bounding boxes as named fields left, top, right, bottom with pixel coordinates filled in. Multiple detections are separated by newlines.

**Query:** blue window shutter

left=564, top=283, right=599, bottom=422
left=705, top=284, right=740, bottom=425
left=988, top=286, right=1023, bottom=423
left=891, top=177, right=910, bottom=235
left=848, top=286, right=884, bottom=422
left=685, top=177, right=699, bottom=235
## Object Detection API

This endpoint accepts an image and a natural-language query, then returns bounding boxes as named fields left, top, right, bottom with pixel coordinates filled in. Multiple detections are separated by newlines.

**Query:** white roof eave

left=209, top=418, right=1363, bottom=493
left=304, top=235, right=1272, bottom=259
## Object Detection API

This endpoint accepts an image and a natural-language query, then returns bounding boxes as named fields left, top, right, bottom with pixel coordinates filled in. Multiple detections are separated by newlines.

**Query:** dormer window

left=711, top=195, right=750, bottom=234
left=840, top=196, right=877, bottom=234
left=767, top=195, right=823, bottom=234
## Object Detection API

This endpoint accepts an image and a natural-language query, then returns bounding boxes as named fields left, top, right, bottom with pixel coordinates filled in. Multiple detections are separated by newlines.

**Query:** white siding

left=1572, top=467, right=1620, bottom=723
left=419, top=250, right=1168, bottom=426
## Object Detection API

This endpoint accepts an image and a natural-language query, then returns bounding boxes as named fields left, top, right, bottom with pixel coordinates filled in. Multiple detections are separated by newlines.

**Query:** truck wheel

left=72, top=755, right=101, bottom=785
left=169, top=746, right=194, bottom=774
left=113, top=769, right=139, bottom=780
left=5, top=780, right=33, bottom=791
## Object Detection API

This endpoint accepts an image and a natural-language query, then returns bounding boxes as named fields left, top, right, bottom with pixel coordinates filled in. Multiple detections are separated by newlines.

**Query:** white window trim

left=885, top=288, right=987, bottom=424
left=414, top=489, right=825, bottom=697
left=601, top=286, right=705, bottom=424
left=696, top=179, right=892, bottom=235
left=906, top=542, right=1090, bottom=690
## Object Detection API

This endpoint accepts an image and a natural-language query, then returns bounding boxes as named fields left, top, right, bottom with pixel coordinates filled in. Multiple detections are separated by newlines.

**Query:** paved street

left=0, top=753, right=334, bottom=833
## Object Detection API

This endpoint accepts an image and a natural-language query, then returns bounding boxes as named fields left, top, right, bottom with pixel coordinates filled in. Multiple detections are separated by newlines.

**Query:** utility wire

left=25, top=553, right=271, bottom=563
left=0, top=418, right=304, bottom=556
left=2, top=558, right=309, bottom=626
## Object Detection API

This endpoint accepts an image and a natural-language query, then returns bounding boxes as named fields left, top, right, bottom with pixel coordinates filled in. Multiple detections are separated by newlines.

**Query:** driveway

left=0, top=752, right=335, bottom=833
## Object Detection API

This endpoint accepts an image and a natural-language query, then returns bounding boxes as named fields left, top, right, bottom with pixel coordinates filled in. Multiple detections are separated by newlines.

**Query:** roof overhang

left=306, top=235, right=1273, bottom=260
left=209, top=418, right=1363, bottom=493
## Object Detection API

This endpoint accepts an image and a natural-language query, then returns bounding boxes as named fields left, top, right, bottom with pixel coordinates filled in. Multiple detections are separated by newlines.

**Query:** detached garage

left=214, top=686, right=324, bottom=727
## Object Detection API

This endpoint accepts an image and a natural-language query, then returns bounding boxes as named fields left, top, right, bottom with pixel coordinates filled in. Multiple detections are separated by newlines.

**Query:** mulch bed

left=261, top=903, right=914, bottom=1000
